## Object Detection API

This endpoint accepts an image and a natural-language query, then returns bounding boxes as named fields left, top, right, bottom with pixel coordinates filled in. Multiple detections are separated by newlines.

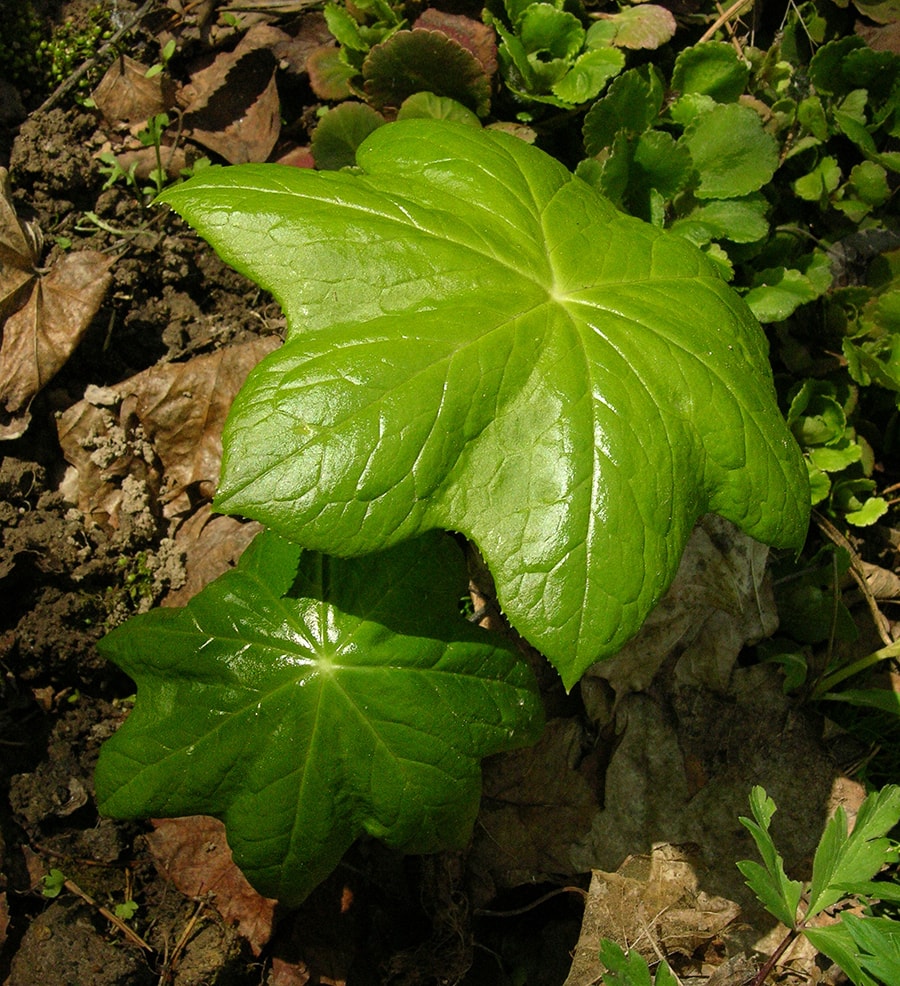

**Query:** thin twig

left=63, top=876, right=153, bottom=952
left=698, top=0, right=754, bottom=44
left=473, top=885, right=588, bottom=918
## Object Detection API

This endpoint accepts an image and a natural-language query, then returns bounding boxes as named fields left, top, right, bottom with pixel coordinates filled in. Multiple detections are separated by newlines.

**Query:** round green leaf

left=311, top=102, right=386, bottom=171
left=397, top=91, right=482, bottom=126
left=682, top=103, right=779, bottom=199
left=672, top=42, right=750, bottom=103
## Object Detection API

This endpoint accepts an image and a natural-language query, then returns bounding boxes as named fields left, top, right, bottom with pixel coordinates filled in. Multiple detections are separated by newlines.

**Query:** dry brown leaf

left=564, top=848, right=740, bottom=986
left=162, top=504, right=262, bottom=607
left=91, top=54, right=176, bottom=125
left=57, top=336, right=279, bottom=528
left=0, top=171, right=114, bottom=439
left=580, top=514, right=777, bottom=715
left=468, top=719, right=598, bottom=903
left=182, top=26, right=283, bottom=163
left=147, top=816, right=277, bottom=955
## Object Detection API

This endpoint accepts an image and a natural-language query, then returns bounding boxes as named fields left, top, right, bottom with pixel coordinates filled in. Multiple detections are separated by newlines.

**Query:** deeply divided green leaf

left=159, top=120, right=809, bottom=689
left=95, top=530, right=543, bottom=905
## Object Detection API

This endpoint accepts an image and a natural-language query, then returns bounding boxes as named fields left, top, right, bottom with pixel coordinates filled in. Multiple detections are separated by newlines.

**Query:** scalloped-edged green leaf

left=311, top=102, right=386, bottom=171
left=96, top=530, right=542, bottom=906
left=551, top=47, right=625, bottom=105
left=671, top=41, right=750, bottom=103
left=669, top=194, right=770, bottom=246
left=582, top=66, right=665, bottom=153
left=363, top=29, right=491, bottom=116
left=159, top=120, right=809, bottom=688
left=682, top=103, right=779, bottom=199
left=397, top=91, right=482, bottom=126
left=517, top=4, right=584, bottom=62
left=601, top=5, right=676, bottom=50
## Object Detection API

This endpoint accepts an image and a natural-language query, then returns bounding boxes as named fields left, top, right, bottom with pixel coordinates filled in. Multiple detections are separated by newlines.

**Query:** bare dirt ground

left=1, top=2, right=897, bottom=985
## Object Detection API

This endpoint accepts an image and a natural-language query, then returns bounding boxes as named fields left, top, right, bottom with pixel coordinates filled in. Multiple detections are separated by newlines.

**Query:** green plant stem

left=811, top=639, right=900, bottom=699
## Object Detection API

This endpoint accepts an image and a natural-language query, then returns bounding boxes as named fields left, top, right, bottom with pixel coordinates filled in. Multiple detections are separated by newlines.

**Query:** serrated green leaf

left=96, top=530, right=543, bottom=906
left=682, top=103, right=779, bottom=199
left=159, top=120, right=809, bottom=688
left=807, top=785, right=900, bottom=918
left=517, top=4, right=583, bottom=62
left=745, top=255, right=833, bottom=323
left=583, top=66, right=665, bottom=153
left=793, top=156, right=842, bottom=203
left=843, top=914, right=900, bottom=986
left=598, top=939, right=678, bottom=986
left=669, top=194, right=769, bottom=246
left=845, top=496, right=889, bottom=526
left=738, top=786, right=804, bottom=927
left=551, top=47, right=625, bottom=105
left=603, top=5, right=676, bottom=50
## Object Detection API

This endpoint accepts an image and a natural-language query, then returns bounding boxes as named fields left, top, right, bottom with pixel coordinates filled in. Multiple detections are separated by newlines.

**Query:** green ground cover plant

left=595, top=785, right=900, bottom=986
left=95, top=119, right=809, bottom=904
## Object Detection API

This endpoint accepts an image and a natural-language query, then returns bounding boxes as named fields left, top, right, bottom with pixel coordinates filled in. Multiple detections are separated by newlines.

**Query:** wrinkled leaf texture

left=96, top=530, right=542, bottom=905
left=160, top=120, right=809, bottom=688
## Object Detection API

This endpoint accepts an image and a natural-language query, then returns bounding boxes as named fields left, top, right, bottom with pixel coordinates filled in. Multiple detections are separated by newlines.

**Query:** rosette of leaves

left=311, top=7, right=495, bottom=118
left=361, top=20, right=494, bottom=117
left=309, top=0, right=406, bottom=99
left=484, top=0, right=626, bottom=108
left=786, top=379, right=888, bottom=526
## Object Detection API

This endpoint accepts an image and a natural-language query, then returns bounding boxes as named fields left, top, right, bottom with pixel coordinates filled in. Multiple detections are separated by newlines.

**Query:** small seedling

left=739, top=785, right=900, bottom=986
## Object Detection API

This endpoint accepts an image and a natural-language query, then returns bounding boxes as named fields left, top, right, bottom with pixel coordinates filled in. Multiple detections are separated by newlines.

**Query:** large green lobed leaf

left=95, top=530, right=542, bottom=906
left=160, top=120, right=809, bottom=688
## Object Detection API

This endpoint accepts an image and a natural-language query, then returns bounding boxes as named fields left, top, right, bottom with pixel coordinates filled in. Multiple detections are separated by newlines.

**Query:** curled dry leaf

left=147, top=816, right=277, bottom=956
left=0, top=169, right=113, bottom=440
left=161, top=504, right=262, bottom=607
left=182, top=25, right=284, bottom=163
left=91, top=54, right=176, bottom=125
left=57, top=336, right=280, bottom=529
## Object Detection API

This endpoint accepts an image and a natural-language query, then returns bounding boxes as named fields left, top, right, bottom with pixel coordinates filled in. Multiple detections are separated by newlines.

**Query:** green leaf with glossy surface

left=96, top=530, right=542, bottom=906
left=159, top=120, right=809, bottom=688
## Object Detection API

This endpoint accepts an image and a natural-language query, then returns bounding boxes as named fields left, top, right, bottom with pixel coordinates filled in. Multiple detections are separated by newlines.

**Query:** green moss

left=0, top=1, right=114, bottom=100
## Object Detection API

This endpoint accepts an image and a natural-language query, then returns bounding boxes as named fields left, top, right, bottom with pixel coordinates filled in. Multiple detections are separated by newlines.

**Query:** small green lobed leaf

left=160, top=120, right=809, bottom=689
left=96, top=530, right=543, bottom=906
